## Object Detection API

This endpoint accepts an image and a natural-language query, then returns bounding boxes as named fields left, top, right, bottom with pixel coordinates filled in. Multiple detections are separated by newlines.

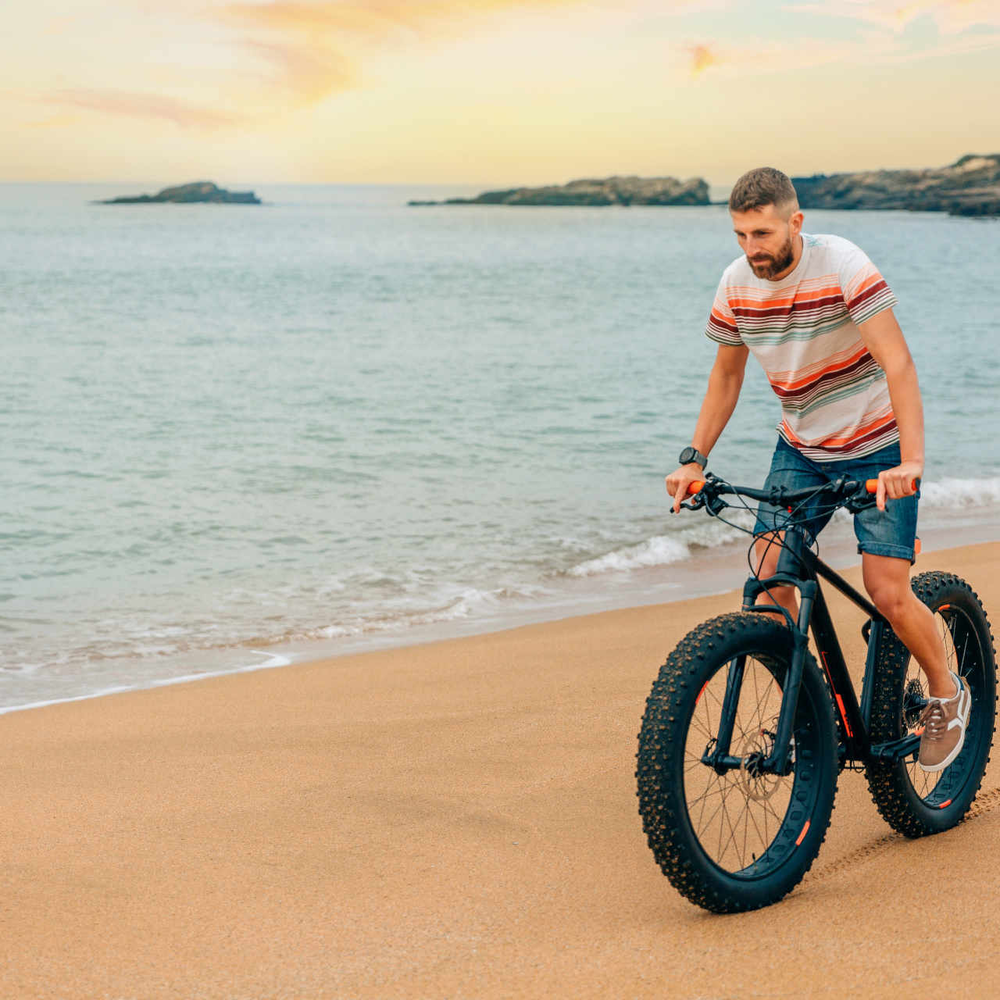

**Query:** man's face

left=731, top=204, right=803, bottom=280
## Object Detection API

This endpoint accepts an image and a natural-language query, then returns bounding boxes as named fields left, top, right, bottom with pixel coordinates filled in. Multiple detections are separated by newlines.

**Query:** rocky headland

left=792, top=154, right=1000, bottom=216
left=98, top=181, right=261, bottom=205
left=409, top=175, right=710, bottom=207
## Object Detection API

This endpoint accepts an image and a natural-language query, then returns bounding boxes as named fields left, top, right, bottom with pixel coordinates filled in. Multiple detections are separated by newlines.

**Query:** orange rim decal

left=939, top=799, right=952, bottom=809
left=796, top=820, right=811, bottom=846
left=696, top=682, right=708, bottom=705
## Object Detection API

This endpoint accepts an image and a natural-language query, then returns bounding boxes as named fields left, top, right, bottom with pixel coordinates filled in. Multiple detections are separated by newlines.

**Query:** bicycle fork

left=703, top=583, right=815, bottom=777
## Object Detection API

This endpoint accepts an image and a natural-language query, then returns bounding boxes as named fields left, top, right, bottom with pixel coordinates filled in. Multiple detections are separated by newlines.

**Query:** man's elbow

left=881, top=353, right=918, bottom=385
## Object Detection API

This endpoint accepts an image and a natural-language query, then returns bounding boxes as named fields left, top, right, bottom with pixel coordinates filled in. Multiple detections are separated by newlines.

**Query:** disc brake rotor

left=737, top=725, right=787, bottom=802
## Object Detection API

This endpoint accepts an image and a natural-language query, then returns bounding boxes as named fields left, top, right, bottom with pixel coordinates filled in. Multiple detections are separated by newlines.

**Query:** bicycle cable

left=692, top=476, right=855, bottom=616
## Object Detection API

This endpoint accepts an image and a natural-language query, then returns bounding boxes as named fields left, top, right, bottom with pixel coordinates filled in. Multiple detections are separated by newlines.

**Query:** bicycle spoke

left=718, top=782, right=748, bottom=869
left=742, top=799, right=750, bottom=869
left=692, top=779, right=727, bottom=834
left=716, top=783, right=735, bottom=862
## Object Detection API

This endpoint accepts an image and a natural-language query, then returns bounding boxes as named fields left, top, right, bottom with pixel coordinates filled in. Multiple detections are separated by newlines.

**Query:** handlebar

left=682, top=472, right=920, bottom=511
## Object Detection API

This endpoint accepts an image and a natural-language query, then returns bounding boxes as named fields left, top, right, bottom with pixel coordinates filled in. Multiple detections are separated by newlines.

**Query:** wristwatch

left=678, top=446, right=708, bottom=469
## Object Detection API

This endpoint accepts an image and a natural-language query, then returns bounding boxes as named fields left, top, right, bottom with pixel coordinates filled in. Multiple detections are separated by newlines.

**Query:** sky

left=3, top=0, right=1000, bottom=186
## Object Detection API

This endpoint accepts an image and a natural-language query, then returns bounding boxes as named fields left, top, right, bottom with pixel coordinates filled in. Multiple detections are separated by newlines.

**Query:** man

left=664, top=166, right=968, bottom=772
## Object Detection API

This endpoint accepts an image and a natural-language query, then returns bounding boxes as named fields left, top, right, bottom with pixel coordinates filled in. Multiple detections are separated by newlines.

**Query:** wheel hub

left=737, top=728, right=784, bottom=801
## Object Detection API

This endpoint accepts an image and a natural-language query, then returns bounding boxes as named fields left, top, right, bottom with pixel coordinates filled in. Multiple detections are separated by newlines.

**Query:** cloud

left=785, top=0, right=1000, bottom=33
left=687, top=0, right=1000, bottom=84
left=211, top=0, right=598, bottom=111
left=684, top=33, right=890, bottom=80
left=44, top=88, right=240, bottom=129
left=689, top=44, right=718, bottom=77
left=239, top=37, right=358, bottom=109
left=32, top=0, right=609, bottom=130
left=218, top=0, right=595, bottom=38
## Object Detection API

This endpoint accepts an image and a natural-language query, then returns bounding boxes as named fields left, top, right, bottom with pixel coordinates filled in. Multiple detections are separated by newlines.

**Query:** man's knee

left=867, top=579, right=914, bottom=624
left=863, top=554, right=915, bottom=625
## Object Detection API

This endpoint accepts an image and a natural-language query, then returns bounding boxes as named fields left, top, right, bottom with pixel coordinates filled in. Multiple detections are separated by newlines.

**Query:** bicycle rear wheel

left=866, top=571, right=997, bottom=837
left=636, top=613, right=838, bottom=913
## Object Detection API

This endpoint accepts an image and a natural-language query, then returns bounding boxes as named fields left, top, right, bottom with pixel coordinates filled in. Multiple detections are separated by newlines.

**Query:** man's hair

left=728, top=167, right=799, bottom=215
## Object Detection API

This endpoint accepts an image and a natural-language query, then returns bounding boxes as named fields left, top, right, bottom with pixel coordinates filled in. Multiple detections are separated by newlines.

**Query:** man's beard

left=748, top=237, right=795, bottom=279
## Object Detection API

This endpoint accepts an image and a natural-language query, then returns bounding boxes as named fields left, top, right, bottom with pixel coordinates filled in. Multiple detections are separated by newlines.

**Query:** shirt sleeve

left=838, top=245, right=898, bottom=326
left=705, top=275, right=743, bottom=346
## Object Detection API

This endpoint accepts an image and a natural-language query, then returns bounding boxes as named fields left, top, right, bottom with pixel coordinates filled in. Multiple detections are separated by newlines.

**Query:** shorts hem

left=857, top=542, right=915, bottom=563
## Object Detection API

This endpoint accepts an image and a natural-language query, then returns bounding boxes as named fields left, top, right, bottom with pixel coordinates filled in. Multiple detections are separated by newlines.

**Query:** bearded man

left=664, top=166, right=968, bottom=772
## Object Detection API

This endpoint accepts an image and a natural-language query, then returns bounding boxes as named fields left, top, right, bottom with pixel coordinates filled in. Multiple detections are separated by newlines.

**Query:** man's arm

left=665, top=343, right=749, bottom=512
left=857, top=307, right=924, bottom=511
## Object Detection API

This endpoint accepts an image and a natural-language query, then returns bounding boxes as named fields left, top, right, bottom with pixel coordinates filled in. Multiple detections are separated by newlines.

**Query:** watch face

left=679, top=447, right=696, bottom=465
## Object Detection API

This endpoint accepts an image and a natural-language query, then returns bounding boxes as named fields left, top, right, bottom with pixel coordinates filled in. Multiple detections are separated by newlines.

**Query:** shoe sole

left=918, top=685, right=972, bottom=773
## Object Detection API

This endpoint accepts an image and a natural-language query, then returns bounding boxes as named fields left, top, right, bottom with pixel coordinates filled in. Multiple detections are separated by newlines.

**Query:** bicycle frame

left=703, top=524, right=923, bottom=776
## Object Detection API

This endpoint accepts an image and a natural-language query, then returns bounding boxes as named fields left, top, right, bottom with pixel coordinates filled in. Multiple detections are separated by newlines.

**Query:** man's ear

left=788, top=209, right=804, bottom=237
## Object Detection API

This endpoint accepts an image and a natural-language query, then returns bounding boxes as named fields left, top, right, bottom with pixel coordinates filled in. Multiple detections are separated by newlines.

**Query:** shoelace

left=917, top=699, right=947, bottom=743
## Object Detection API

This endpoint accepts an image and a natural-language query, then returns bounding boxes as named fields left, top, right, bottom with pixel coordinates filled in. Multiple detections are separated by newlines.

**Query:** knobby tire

left=865, top=571, right=997, bottom=836
left=636, top=613, right=838, bottom=913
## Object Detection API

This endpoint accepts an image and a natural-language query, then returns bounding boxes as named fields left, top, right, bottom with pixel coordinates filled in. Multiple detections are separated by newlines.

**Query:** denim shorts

left=752, top=437, right=919, bottom=562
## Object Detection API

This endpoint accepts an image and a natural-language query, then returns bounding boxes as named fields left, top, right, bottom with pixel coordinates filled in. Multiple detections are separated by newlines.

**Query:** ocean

left=2, top=182, right=998, bottom=712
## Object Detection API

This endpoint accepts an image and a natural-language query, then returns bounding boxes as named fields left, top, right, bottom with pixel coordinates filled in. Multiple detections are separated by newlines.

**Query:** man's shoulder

left=804, top=233, right=869, bottom=267
left=718, top=253, right=753, bottom=286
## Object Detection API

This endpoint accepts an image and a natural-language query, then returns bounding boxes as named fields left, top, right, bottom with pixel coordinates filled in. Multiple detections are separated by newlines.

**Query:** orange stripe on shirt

left=768, top=344, right=870, bottom=391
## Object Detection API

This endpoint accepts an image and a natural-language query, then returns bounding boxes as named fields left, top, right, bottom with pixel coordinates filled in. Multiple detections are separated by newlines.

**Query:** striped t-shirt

left=706, top=233, right=899, bottom=461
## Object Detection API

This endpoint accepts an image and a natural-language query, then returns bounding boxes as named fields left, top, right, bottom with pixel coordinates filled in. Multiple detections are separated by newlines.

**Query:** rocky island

left=98, top=181, right=261, bottom=205
left=792, top=154, right=1000, bottom=217
left=409, top=174, right=709, bottom=207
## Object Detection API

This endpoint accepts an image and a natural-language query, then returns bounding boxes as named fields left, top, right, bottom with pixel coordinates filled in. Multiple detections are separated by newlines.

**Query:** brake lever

left=843, top=481, right=878, bottom=514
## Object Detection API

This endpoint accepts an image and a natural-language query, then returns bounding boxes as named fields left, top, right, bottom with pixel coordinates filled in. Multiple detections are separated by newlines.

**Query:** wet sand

left=1, top=541, right=997, bottom=999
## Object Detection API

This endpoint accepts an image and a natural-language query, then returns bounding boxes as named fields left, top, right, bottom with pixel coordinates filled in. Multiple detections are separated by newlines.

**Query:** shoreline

left=1, top=539, right=997, bottom=998
left=4, top=519, right=999, bottom=717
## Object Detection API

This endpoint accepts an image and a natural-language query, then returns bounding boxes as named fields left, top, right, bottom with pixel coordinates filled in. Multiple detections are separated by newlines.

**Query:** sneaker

left=917, top=672, right=971, bottom=773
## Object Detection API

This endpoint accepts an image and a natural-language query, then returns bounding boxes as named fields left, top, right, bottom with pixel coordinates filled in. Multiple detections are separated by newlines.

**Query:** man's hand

left=875, top=460, right=923, bottom=512
left=666, top=463, right=705, bottom=513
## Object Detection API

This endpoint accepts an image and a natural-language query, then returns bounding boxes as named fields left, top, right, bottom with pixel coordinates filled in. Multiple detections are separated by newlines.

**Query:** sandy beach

left=1, top=541, right=998, bottom=1000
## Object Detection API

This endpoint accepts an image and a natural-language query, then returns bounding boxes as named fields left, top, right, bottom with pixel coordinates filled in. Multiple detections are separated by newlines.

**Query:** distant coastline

left=97, top=181, right=261, bottom=205
left=792, top=154, right=1000, bottom=217
left=410, top=155, right=1000, bottom=216
left=409, top=175, right=709, bottom=207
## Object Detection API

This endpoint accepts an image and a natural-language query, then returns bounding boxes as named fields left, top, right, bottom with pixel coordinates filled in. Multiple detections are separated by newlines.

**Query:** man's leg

left=751, top=440, right=830, bottom=622
left=753, top=533, right=798, bottom=622
left=861, top=552, right=953, bottom=697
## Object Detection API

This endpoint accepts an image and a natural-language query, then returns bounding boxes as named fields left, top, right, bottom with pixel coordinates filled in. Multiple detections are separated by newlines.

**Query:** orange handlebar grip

left=687, top=480, right=705, bottom=495
left=865, top=478, right=918, bottom=494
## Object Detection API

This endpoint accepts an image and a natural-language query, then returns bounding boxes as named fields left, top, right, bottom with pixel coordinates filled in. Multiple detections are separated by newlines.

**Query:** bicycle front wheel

left=636, top=613, right=838, bottom=913
left=865, top=571, right=997, bottom=836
